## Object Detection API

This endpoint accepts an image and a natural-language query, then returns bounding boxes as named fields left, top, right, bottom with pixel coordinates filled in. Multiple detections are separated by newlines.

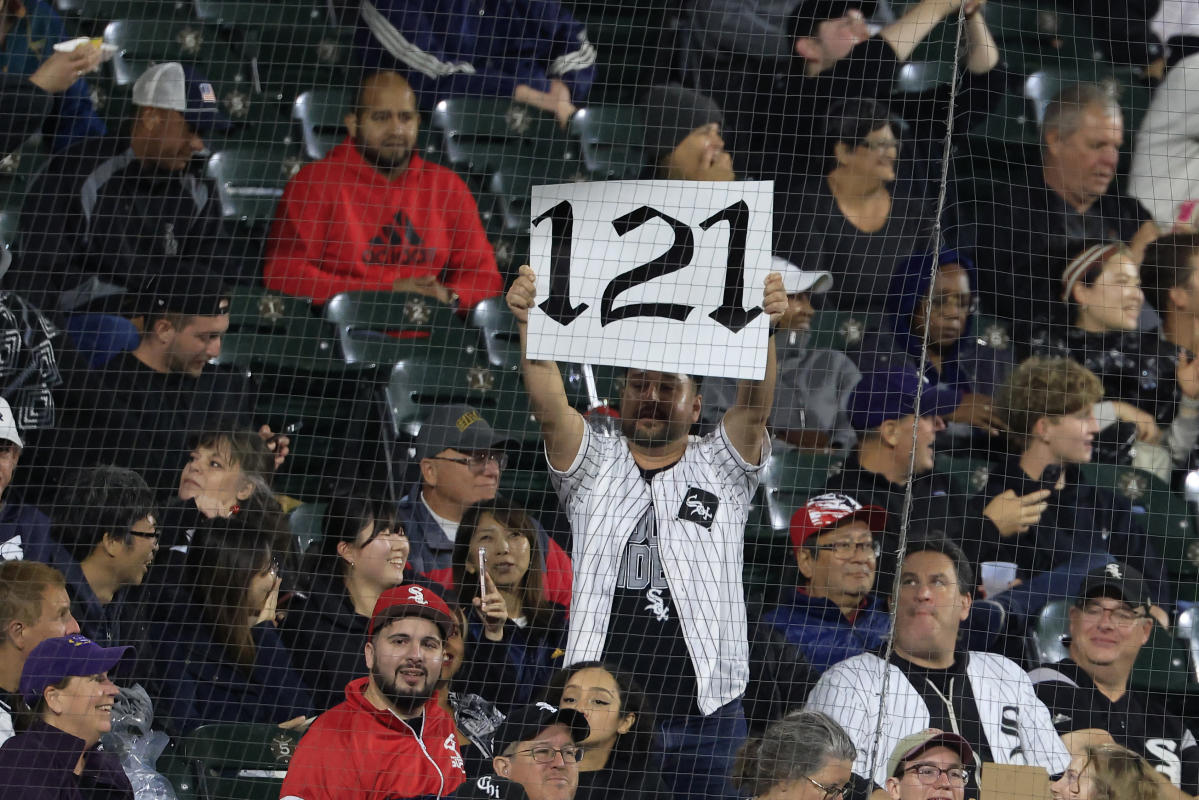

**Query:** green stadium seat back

left=756, top=449, right=847, bottom=534
left=428, top=97, right=563, bottom=176
left=806, top=309, right=882, bottom=352
left=206, top=145, right=302, bottom=226
left=565, top=105, right=646, bottom=180
left=1078, top=462, right=1199, bottom=579
left=481, top=157, right=578, bottom=235
left=1030, top=599, right=1071, bottom=665
left=933, top=453, right=996, bottom=498
left=498, top=448, right=557, bottom=520
left=969, top=313, right=1015, bottom=351
left=103, top=19, right=232, bottom=86
left=468, top=296, right=521, bottom=372
left=288, top=502, right=327, bottom=553
left=323, top=291, right=481, bottom=368
left=1130, top=625, right=1195, bottom=693
left=1024, top=65, right=1115, bottom=127
left=386, top=358, right=538, bottom=443
left=211, top=317, right=343, bottom=372
left=226, top=287, right=314, bottom=334
left=964, top=90, right=1040, bottom=173
left=177, top=723, right=302, bottom=800
left=575, top=11, right=662, bottom=105
left=157, top=750, right=197, bottom=800
left=293, top=88, right=353, bottom=161
left=193, top=0, right=328, bottom=27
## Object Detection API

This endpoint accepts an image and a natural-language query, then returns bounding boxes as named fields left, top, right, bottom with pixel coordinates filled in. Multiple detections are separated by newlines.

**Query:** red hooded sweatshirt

left=280, top=677, right=466, bottom=800
left=264, top=140, right=502, bottom=308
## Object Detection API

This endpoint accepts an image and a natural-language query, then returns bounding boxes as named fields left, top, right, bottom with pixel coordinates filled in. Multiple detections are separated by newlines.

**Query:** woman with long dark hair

left=145, top=515, right=313, bottom=735
left=543, top=661, right=663, bottom=800
left=449, top=497, right=567, bottom=714
left=280, top=495, right=410, bottom=711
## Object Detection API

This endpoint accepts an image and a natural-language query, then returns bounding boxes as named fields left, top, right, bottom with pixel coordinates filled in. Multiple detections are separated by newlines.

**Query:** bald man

left=265, top=71, right=502, bottom=308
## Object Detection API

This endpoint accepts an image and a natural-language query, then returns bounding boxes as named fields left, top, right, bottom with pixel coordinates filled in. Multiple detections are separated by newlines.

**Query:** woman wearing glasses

left=449, top=497, right=568, bottom=715
left=857, top=250, right=1015, bottom=445
left=280, top=495, right=414, bottom=711
left=1052, top=744, right=1169, bottom=800
left=732, top=710, right=855, bottom=800
left=145, top=515, right=313, bottom=735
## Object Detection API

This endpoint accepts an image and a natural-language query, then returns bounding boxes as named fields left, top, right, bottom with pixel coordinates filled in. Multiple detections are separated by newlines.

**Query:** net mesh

left=0, top=1, right=1197, bottom=799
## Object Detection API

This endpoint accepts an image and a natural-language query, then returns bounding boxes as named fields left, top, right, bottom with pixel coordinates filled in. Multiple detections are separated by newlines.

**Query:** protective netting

left=1, top=2, right=1199, bottom=800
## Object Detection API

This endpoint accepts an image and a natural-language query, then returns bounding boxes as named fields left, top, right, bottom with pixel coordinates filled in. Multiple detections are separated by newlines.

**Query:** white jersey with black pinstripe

left=549, top=421, right=767, bottom=716
left=806, top=652, right=1072, bottom=786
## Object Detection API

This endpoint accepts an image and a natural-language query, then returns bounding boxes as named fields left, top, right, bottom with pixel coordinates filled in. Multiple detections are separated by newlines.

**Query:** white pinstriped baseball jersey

left=806, top=652, right=1072, bottom=787
left=549, top=421, right=767, bottom=716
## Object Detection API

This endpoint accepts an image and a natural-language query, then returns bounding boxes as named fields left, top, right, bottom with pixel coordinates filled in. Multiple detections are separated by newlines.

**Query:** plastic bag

left=100, top=684, right=179, bottom=800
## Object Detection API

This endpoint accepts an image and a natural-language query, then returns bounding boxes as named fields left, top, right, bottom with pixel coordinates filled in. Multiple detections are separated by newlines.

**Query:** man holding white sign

left=506, top=261, right=785, bottom=800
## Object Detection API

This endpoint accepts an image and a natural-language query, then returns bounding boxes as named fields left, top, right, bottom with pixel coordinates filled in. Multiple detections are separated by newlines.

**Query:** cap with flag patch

left=132, top=62, right=231, bottom=134
left=789, top=492, right=887, bottom=551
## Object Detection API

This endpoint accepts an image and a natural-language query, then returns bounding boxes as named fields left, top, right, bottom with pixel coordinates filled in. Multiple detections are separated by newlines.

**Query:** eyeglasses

left=1076, top=600, right=1147, bottom=628
left=513, top=745, right=584, bottom=764
left=430, top=452, right=508, bottom=472
left=1061, top=768, right=1085, bottom=793
left=805, top=775, right=851, bottom=800
left=858, top=138, right=899, bottom=152
left=901, top=764, right=970, bottom=786
left=928, top=292, right=978, bottom=313
left=129, top=529, right=160, bottom=543
left=809, top=540, right=881, bottom=559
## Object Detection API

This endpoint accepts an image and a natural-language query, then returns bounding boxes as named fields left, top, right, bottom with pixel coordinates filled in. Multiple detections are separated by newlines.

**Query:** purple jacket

left=0, top=718, right=132, bottom=800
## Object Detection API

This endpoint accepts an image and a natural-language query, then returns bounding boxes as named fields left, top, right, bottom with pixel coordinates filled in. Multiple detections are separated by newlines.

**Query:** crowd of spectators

left=6, top=1, right=1199, bottom=800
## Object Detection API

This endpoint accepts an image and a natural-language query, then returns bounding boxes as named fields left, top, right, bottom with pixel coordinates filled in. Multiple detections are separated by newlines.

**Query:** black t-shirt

left=603, top=465, right=700, bottom=720
left=1034, top=658, right=1199, bottom=793
left=891, top=652, right=994, bottom=767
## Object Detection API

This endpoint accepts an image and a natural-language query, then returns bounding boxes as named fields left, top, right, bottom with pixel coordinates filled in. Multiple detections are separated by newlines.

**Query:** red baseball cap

left=368, top=584, right=454, bottom=639
left=789, top=492, right=888, bottom=552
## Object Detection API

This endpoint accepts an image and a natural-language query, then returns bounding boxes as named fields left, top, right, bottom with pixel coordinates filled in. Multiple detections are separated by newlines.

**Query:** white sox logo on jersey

left=1001, top=706, right=1026, bottom=762
left=678, top=487, right=719, bottom=529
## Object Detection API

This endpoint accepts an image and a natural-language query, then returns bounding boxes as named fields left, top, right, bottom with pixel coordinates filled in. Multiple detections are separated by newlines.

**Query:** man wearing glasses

left=397, top=404, right=572, bottom=605
left=759, top=492, right=890, bottom=676
left=1030, top=563, right=1199, bottom=797
left=464, top=701, right=590, bottom=800
left=884, top=731, right=973, bottom=800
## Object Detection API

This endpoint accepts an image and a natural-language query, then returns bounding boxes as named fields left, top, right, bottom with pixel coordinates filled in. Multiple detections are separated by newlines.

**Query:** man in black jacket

left=14, top=61, right=248, bottom=313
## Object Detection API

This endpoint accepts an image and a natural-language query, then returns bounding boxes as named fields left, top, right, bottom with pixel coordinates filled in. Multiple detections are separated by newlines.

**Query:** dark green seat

left=1130, top=625, right=1195, bottom=694
left=386, top=357, right=538, bottom=443
left=560, top=363, right=625, bottom=413
left=982, top=3, right=1103, bottom=72
left=322, top=291, right=481, bottom=368
left=477, top=157, right=575, bottom=273
left=175, top=723, right=302, bottom=800
left=226, top=286, right=314, bottom=335
left=564, top=105, right=646, bottom=180
left=933, top=453, right=996, bottom=499
left=1029, top=599, right=1070, bottom=666
left=293, top=88, right=353, bottom=161
left=288, top=502, right=327, bottom=553
left=211, top=317, right=343, bottom=372
left=428, top=97, right=564, bottom=176
left=206, top=145, right=302, bottom=226
left=1078, top=463, right=1199, bottom=581
left=468, top=296, right=521, bottom=372
left=102, top=19, right=234, bottom=87
left=806, top=309, right=881, bottom=352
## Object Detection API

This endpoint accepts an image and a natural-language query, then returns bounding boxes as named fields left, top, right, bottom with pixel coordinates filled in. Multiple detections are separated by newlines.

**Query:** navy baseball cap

left=493, top=702, right=590, bottom=756
left=133, top=62, right=232, bottom=134
left=848, top=366, right=961, bottom=431
left=19, top=634, right=130, bottom=704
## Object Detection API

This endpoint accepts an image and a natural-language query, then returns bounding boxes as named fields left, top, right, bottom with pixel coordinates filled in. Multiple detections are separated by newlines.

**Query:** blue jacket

left=0, top=500, right=58, bottom=562
left=760, top=589, right=891, bottom=676
left=146, top=602, right=314, bottom=736
left=0, top=1, right=106, bottom=152
left=356, top=0, right=596, bottom=105
left=857, top=249, right=1014, bottom=399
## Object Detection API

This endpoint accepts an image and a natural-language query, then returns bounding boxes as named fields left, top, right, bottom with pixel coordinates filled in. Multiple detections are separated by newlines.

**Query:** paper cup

left=980, top=561, right=1018, bottom=597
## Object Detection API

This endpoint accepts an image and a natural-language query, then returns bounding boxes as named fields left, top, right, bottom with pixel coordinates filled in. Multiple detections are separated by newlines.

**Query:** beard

left=354, top=135, right=412, bottom=173
left=371, top=663, right=436, bottom=715
left=619, top=411, right=689, bottom=448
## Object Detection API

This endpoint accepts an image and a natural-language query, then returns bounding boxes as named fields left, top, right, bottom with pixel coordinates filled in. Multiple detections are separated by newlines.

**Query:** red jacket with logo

left=264, top=141, right=501, bottom=308
left=280, top=677, right=466, bottom=800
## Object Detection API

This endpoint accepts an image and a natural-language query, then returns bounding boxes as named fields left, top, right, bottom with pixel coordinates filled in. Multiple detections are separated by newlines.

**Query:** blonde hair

left=1082, top=744, right=1165, bottom=800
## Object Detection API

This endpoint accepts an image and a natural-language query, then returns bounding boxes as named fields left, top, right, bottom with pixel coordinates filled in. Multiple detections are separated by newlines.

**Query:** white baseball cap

left=773, top=256, right=833, bottom=295
left=0, top=398, right=24, bottom=449
left=132, top=62, right=230, bottom=134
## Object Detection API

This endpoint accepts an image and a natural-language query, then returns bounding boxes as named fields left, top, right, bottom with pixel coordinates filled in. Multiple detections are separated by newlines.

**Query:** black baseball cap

left=143, top=272, right=231, bottom=318
left=493, top=702, right=590, bottom=756
left=1077, top=562, right=1153, bottom=612
left=416, top=405, right=514, bottom=461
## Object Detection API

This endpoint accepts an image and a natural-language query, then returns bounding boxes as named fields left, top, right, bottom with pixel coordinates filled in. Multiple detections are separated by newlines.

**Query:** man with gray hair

left=965, top=82, right=1158, bottom=327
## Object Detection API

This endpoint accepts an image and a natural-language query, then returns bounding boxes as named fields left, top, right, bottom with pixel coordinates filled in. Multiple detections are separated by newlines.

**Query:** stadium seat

left=0, top=206, right=18, bottom=252
left=1077, top=462, right=1199, bottom=582
left=175, top=723, right=302, bottom=800
left=806, top=309, right=882, bottom=352
left=893, top=61, right=955, bottom=95
left=76, top=0, right=190, bottom=24
left=322, top=291, right=482, bottom=369
left=1130, top=624, right=1194, bottom=694
left=981, top=2, right=1104, bottom=72
left=1029, top=599, right=1070, bottom=666
left=564, top=105, right=647, bottom=180
left=206, top=145, right=302, bottom=226
left=293, top=88, right=353, bottom=161
left=227, top=286, right=314, bottom=335
left=64, top=313, right=140, bottom=368
left=1177, top=607, right=1199, bottom=683
left=386, top=357, right=539, bottom=443
left=933, top=453, right=996, bottom=499
left=102, top=18, right=233, bottom=87
left=468, top=296, right=522, bottom=372
left=288, top=502, right=327, bottom=554
left=757, top=449, right=847, bottom=533
left=212, top=316, right=341, bottom=372
left=428, top=97, right=565, bottom=177
left=1024, top=65, right=1116, bottom=126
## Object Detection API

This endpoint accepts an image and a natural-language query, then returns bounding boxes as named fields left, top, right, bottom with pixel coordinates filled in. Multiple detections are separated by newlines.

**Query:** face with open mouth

left=366, top=616, right=444, bottom=716
left=47, top=672, right=120, bottom=747
left=347, top=520, right=410, bottom=591
left=618, top=370, right=700, bottom=449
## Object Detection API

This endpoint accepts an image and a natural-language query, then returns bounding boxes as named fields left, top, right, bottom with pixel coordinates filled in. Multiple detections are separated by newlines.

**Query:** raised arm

left=722, top=272, right=786, bottom=464
left=961, top=0, right=1000, bottom=74
left=507, top=264, right=585, bottom=472
left=880, top=0, right=961, bottom=63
